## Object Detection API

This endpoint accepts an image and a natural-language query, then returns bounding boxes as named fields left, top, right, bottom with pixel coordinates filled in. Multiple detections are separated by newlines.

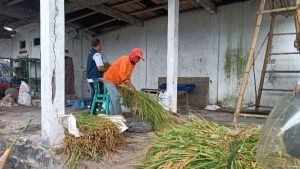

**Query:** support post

left=295, top=0, right=300, bottom=26
left=167, top=0, right=179, bottom=113
left=255, top=15, right=276, bottom=112
left=233, top=0, right=265, bottom=123
left=40, top=0, right=65, bottom=146
left=295, top=0, right=300, bottom=51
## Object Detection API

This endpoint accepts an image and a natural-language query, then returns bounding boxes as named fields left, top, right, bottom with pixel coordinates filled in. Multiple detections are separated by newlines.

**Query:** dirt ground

left=0, top=106, right=266, bottom=169
left=0, top=106, right=154, bottom=169
left=78, top=133, right=154, bottom=169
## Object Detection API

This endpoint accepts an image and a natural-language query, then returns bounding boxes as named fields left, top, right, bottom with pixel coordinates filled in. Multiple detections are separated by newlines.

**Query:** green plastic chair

left=89, top=78, right=110, bottom=115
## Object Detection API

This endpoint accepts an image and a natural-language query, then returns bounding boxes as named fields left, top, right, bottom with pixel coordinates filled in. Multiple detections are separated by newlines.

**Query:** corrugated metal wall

left=100, top=0, right=300, bottom=108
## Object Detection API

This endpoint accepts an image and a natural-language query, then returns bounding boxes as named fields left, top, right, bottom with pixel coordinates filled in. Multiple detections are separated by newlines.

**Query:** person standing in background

left=86, top=38, right=107, bottom=114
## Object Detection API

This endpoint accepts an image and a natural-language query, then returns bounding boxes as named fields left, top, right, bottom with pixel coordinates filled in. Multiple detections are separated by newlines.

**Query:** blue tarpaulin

left=159, top=83, right=196, bottom=92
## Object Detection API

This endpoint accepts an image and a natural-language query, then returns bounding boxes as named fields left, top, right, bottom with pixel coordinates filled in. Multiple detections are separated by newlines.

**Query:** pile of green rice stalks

left=142, top=118, right=261, bottom=169
left=63, top=113, right=125, bottom=169
left=103, top=62, right=111, bottom=71
left=119, top=85, right=174, bottom=130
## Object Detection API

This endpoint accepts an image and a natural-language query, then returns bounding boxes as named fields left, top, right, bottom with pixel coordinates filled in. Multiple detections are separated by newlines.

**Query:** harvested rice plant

left=63, top=113, right=125, bottom=169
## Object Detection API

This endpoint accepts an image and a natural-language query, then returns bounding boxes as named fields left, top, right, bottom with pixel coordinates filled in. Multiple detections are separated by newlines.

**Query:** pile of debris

left=0, top=81, right=40, bottom=107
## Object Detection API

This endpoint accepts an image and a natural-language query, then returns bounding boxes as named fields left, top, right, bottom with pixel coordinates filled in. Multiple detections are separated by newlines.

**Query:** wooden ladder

left=233, top=0, right=300, bottom=123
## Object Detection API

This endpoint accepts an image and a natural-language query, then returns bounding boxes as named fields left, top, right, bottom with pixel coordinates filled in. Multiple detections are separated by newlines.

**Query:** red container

left=0, top=83, right=10, bottom=88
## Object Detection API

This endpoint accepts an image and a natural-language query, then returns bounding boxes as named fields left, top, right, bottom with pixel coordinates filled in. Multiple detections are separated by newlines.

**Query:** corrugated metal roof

left=104, top=0, right=126, bottom=6
left=5, top=0, right=295, bottom=37
left=116, top=3, right=145, bottom=13
left=151, top=0, right=168, bottom=5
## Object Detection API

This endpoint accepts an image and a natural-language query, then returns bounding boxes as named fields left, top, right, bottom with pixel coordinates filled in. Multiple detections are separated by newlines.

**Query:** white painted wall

left=1, top=0, right=299, bottom=108
left=0, top=23, right=91, bottom=98
left=100, top=0, right=300, bottom=108
left=0, top=39, right=13, bottom=58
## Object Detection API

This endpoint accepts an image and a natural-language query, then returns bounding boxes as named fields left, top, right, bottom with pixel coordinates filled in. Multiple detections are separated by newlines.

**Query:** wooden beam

left=110, top=0, right=142, bottom=8
left=296, top=0, right=300, bottom=36
left=0, top=6, right=35, bottom=19
left=239, top=113, right=268, bottom=119
left=66, top=11, right=98, bottom=24
left=255, top=15, right=276, bottom=112
left=273, top=32, right=296, bottom=35
left=7, top=8, right=99, bottom=29
left=294, top=0, right=300, bottom=51
left=129, top=4, right=168, bottom=15
left=0, top=30, right=16, bottom=36
left=129, top=0, right=190, bottom=16
left=0, top=35, right=11, bottom=39
left=65, top=0, right=107, bottom=14
left=7, top=15, right=39, bottom=29
left=260, top=6, right=297, bottom=14
left=0, top=5, right=38, bottom=29
left=90, top=5, right=144, bottom=27
left=68, top=22, right=96, bottom=35
left=6, top=0, right=25, bottom=6
left=195, top=0, right=216, bottom=14
left=80, top=18, right=117, bottom=32
left=92, top=25, right=129, bottom=37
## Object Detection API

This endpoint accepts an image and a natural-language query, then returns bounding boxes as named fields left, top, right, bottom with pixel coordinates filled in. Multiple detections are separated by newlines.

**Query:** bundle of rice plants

left=63, top=113, right=125, bottom=169
left=104, top=62, right=111, bottom=71
left=119, top=85, right=174, bottom=130
left=142, top=118, right=261, bottom=169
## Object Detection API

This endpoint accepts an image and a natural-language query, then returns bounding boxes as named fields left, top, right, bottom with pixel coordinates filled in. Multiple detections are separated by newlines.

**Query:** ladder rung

left=270, top=52, right=300, bottom=55
left=259, top=105, right=273, bottom=108
left=266, top=70, right=300, bottom=73
left=262, top=88, right=293, bottom=92
left=239, top=113, right=268, bottom=118
left=272, top=33, right=296, bottom=36
left=259, top=6, right=297, bottom=14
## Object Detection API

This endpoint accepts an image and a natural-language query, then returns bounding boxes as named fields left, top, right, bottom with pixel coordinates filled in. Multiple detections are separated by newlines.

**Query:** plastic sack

left=100, top=114, right=128, bottom=133
left=158, top=91, right=170, bottom=111
left=257, top=95, right=300, bottom=168
left=59, top=114, right=80, bottom=137
left=204, top=104, right=221, bottom=111
left=72, top=100, right=84, bottom=110
left=18, top=81, right=32, bottom=106
left=19, top=81, right=30, bottom=93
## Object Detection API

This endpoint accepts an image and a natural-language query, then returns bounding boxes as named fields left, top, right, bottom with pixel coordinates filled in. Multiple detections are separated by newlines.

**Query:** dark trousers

left=89, top=82, right=104, bottom=113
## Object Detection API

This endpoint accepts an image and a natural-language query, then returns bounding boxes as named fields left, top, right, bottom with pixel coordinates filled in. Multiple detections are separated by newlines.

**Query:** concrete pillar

left=167, top=0, right=179, bottom=113
left=40, top=0, right=65, bottom=146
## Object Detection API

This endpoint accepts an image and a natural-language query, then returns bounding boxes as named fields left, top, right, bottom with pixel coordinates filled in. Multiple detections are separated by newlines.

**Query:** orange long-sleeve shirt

left=103, top=55, right=135, bottom=86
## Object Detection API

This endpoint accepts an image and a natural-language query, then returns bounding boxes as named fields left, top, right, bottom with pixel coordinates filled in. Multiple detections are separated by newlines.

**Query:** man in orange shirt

left=103, top=48, right=144, bottom=115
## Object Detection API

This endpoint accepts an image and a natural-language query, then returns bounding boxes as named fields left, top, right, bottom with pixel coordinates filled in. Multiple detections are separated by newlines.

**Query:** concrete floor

left=0, top=106, right=266, bottom=169
left=189, top=109, right=266, bottom=126
left=0, top=106, right=154, bottom=169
